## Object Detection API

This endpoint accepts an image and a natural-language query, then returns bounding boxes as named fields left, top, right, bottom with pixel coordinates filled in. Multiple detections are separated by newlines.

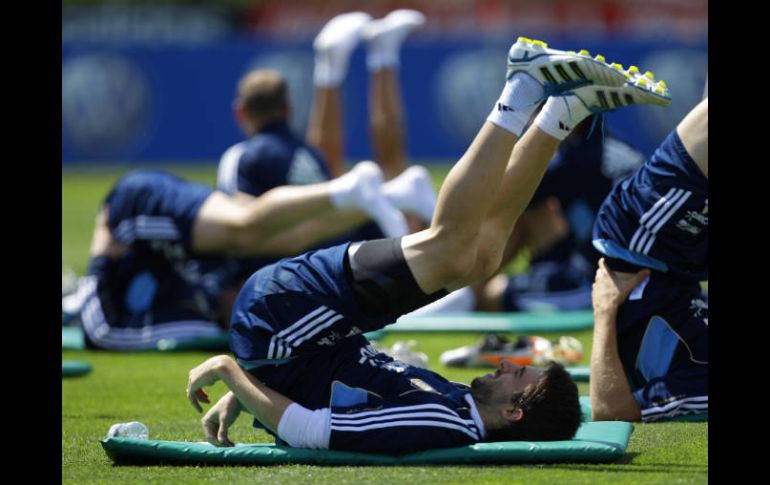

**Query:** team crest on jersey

left=676, top=199, right=708, bottom=235
left=690, top=297, right=708, bottom=320
left=410, top=378, right=439, bottom=394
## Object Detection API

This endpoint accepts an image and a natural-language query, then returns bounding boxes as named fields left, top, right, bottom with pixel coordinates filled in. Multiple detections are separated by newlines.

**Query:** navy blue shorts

left=228, top=242, right=400, bottom=369
left=105, top=170, right=212, bottom=256
left=614, top=272, right=708, bottom=421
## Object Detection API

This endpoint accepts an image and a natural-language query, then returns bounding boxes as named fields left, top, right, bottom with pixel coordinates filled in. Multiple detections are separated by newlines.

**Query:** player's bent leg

left=676, top=98, right=707, bottom=177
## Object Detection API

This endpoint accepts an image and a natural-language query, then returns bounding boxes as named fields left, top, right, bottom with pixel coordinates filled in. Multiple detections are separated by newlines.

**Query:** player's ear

left=234, top=103, right=246, bottom=123
left=501, top=406, right=524, bottom=423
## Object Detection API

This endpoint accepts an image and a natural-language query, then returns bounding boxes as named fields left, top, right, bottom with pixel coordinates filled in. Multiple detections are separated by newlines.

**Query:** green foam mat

left=62, top=326, right=229, bottom=351
left=62, top=360, right=92, bottom=377
left=101, top=421, right=632, bottom=466
left=62, top=327, right=85, bottom=350
left=386, top=310, right=594, bottom=333
left=580, top=396, right=592, bottom=421
left=567, top=366, right=590, bottom=382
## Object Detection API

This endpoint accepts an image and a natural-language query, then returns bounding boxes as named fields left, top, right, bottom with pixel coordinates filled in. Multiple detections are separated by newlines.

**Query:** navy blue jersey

left=105, top=169, right=213, bottom=259
left=593, top=130, right=707, bottom=281
left=615, top=274, right=708, bottom=421
left=229, top=243, right=484, bottom=454
left=216, top=121, right=330, bottom=197
left=532, top=127, right=645, bottom=264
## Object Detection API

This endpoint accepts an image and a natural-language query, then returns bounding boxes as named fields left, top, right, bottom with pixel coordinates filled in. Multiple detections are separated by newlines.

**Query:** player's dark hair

left=485, top=362, right=582, bottom=442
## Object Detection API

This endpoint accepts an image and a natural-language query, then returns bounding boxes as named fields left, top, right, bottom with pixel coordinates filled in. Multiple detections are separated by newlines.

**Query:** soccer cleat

left=566, top=67, right=672, bottom=113
left=506, top=37, right=628, bottom=96
left=439, top=334, right=547, bottom=368
left=440, top=334, right=584, bottom=368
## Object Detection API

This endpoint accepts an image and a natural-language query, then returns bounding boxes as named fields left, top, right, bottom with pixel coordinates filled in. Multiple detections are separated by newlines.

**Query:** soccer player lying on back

left=187, top=37, right=672, bottom=455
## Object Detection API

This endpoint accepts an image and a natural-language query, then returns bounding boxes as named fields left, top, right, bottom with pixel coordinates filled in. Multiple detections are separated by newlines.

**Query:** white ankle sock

left=381, top=166, right=437, bottom=223
left=533, top=95, right=592, bottom=140
left=329, top=162, right=409, bottom=237
left=313, top=51, right=348, bottom=88
left=486, top=74, right=545, bottom=136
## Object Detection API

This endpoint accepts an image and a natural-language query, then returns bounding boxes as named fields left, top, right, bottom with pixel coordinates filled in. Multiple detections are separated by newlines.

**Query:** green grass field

left=62, top=165, right=707, bottom=484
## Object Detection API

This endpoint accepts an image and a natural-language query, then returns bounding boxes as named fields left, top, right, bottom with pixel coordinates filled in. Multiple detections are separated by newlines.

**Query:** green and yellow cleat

left=567, top=67, right=672, bottom=113
left=506, top=37, right=628, bottom=95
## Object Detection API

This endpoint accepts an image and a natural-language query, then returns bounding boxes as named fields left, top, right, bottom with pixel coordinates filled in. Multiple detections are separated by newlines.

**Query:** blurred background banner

left=61, top=0, right=707, bottom=165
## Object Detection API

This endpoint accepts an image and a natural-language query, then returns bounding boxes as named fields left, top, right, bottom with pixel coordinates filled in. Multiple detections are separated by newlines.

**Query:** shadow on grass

left=530, top=453, right=707, bottom=474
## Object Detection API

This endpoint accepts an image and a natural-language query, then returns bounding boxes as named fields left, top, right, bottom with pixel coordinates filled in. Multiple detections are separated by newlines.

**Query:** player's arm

left=187, top=355, right=331, bottom=448
left=589, top=259, right=648, bottom=422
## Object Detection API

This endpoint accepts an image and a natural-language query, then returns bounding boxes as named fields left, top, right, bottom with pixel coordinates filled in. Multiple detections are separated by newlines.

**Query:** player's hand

left=201, top=392, right=241, bottom=447
left=592, top=258, right=651, bottom=315
left=186, top=355, right=232, bottom=413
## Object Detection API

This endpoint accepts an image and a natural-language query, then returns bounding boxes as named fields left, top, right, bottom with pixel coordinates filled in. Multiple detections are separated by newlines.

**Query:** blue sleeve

left=236, top=144, right=295, bottom=197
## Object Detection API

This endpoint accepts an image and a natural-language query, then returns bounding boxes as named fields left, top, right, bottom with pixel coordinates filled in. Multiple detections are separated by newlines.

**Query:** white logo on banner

left=62, top=54, right=152, bottom=156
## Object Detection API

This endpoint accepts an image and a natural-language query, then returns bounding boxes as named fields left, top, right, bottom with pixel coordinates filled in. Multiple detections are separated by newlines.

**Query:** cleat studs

left=659, top=80, right=668, bottom=88
left=532, top=39, right=548, bottom=47
left=637, top=78, right=648, bottom=87
left=654, top=87, right=665, bottom=95
left=595, top=54, right=606, bottom=62
left=579, top=49, right=590, bottom=56
left=517, top=36, right=532, bottom=43
left=628, top=65, right=640, bottom=74
left=644, top=71, right=655, bottom=79
left=610, top=62, right=624, bottom=70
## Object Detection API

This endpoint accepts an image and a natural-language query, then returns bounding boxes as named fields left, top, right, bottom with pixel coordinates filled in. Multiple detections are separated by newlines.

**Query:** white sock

left=407, top=287, right=477, bottom=315
left=533, top=95, right=592, bottom=140
left=328, top=161, right=409, bottom=237
left=381, top=165, right=437, bottom=223
left=364, top=9, right=425, bottom=71
left=312, top=12, right=372, bottom=88
left=486, top=74, right=545, bottom=136
left=313, top=51, right=348, bottom=88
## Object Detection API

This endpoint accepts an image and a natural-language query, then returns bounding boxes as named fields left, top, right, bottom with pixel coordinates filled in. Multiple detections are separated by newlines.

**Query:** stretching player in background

left=590, top=98, right=707, bottom=422
left=62, top=163, right=408, bottom=350
left=187, top=38, right=671, bottom=454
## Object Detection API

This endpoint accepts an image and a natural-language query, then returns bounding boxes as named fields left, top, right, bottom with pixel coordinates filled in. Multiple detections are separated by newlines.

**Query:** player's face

left=470, top=360, right=545, bottom=406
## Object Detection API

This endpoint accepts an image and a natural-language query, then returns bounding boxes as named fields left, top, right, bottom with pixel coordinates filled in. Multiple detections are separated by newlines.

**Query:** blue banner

left=62, top=36, right=707, bottom=164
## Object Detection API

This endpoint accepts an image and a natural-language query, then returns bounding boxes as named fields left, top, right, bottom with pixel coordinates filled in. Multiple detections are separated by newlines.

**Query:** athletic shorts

left=228, top=242, right=398, bottom=369
left=611, top=267, right=708, bottom=421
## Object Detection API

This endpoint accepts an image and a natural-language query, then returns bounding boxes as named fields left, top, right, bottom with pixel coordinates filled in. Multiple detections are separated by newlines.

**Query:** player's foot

left=313, top=12, right=372, bottom=86
left=506, top=37, right=629, bottom=96
left=314, top=11, right=372, bottom=55
left=362, top=9, right=425, bottom=50
left=330, top=161, right=409, bottom=238
left=567, top=66, right=672, bottom=113
left=381, top=165, right=437, bottom=223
